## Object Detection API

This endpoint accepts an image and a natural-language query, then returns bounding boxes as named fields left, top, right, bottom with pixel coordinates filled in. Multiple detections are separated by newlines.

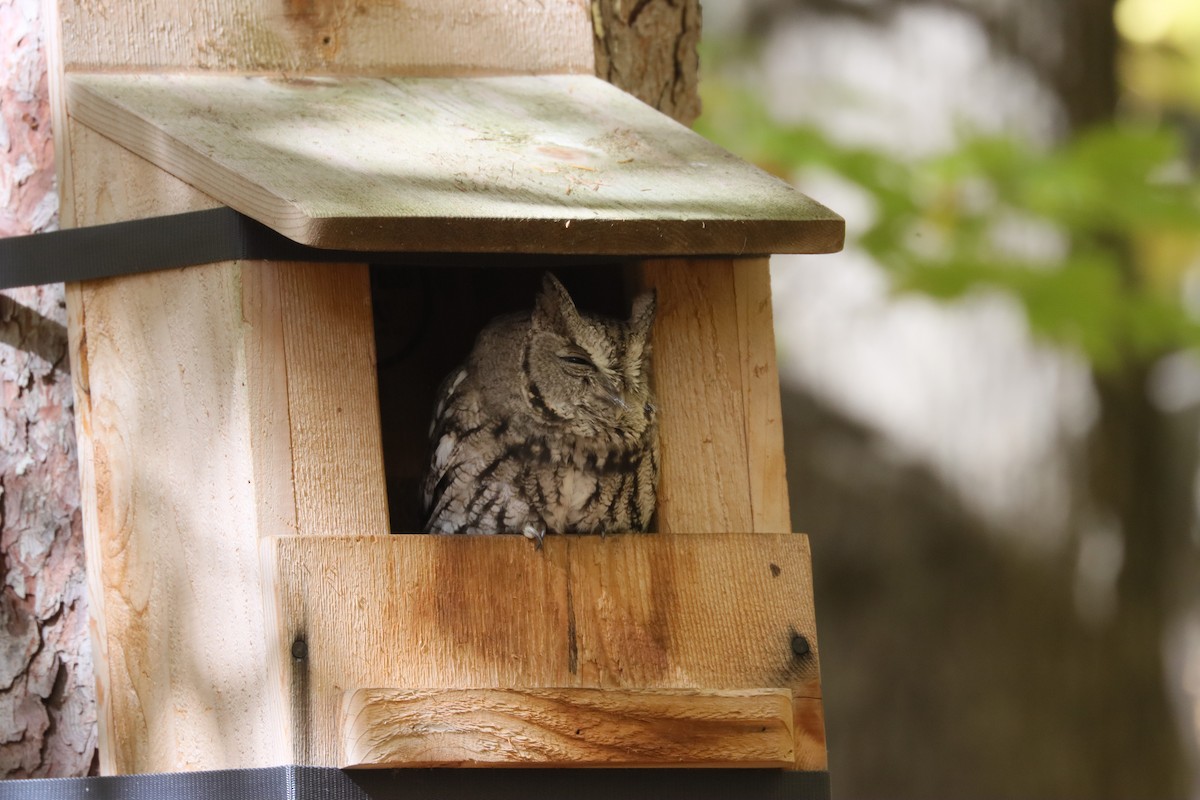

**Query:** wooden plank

left=63, top=278, right=113, bottom=769
left=55, top=106, right=280, bottom=772
left=242, top=260, right=299, bottom=541
left=793, top=697, right=829, bottom=772
left=71, top=257, right=285, bottom=772
left=57, top=0, right=593, bottom=76
left=340, top=687, right=795, bottom=768
left=264, top=533, right=823, bottom=769
left=631, top=258, right=793, bottom=535
left=274, top=262, right=390, bottom=536
left=634, top=260, right=753, bottom=533
left=735, top=260, right=792, bottom=533
left=66, top=73, right=844, bottom=256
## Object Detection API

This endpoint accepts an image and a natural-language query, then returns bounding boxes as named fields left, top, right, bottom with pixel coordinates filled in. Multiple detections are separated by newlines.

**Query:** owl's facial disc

left=554, top=341, right=626, bottom=416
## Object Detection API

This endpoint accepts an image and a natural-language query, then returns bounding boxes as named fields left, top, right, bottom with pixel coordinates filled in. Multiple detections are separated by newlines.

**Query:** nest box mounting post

left=36, top=0, right=844, bottom=789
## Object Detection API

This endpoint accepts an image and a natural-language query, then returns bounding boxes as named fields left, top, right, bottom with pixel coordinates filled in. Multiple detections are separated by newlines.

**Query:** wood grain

left=57, top=0, right=593, bottom=76
left=735, top=260, right=792, bottom=533
left=241, top=260, right=299, bottom=541
left=274, top=262, right=389, bottom=537
left=73, top=257, right=285, bottom=772
left=48, top=0, right=450, bottom=773
left=793, top=697, right=829, bottom=772
left=631, top=258, right=794, bottom=535
left=635, top=260, right=752, bottom=533
left=66, top=73, right=844, bottom=255
left=341, top=687, right=795, bottom=768
left=57, top=111, right=275, bottom=772
left=264, top=533, right=822, bottom=768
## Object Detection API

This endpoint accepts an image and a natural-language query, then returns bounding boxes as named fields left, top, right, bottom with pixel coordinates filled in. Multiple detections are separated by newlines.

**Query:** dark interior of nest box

left=370, top=262, right=640, bottom=534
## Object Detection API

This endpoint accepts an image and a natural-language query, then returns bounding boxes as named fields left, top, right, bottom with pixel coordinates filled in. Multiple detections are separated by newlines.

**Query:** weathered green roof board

left=68, top=73, right=844, bottom=256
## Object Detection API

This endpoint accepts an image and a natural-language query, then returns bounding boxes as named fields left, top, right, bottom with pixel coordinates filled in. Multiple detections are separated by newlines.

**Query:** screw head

left=291, top=638, right=308, bottom=660
left=791, top=634, right=810, bottom=657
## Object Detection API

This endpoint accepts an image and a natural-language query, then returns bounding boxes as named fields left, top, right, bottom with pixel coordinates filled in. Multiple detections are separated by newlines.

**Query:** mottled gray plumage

left=421, top=274, right=658, bottom=541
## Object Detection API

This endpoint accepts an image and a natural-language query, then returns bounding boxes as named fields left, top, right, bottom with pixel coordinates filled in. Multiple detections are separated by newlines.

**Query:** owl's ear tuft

left=533, top=273, right=580, bottom=332
left=629, top=289, right=656, bottom=339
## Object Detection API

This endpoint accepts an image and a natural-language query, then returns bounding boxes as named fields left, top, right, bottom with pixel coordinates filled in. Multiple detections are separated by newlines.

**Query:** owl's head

left=524, top=273, right=656, bottom=437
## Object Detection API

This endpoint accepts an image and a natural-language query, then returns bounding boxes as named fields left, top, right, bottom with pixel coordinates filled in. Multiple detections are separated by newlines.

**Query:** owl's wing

left=421, top=367, right=477, bottom=530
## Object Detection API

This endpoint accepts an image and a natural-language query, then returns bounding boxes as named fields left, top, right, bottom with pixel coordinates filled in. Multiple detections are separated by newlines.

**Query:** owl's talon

left=523, top=524, right=546, bottom=550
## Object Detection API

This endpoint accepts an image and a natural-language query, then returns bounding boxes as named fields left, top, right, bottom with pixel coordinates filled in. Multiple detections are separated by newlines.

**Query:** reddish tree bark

left=0, top=0, right=96, bottom=778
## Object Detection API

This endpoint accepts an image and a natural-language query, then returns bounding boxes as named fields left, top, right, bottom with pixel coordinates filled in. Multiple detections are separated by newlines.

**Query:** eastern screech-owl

left=421, top=274, right=658, bottom=543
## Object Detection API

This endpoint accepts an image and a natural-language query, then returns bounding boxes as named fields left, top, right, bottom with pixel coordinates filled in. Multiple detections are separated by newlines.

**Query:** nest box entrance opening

left=372, top=264, right=634, bottom=533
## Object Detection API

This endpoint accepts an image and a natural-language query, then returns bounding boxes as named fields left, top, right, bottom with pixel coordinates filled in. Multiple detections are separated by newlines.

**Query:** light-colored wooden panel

left=635, top=260, right=753, bottom=533
left=63, top=278, right=112, bottom=767
left=66, top=73, right=844, bottom=255
left=631, top=258, right=793, bottom=534
left=58, top=0, right=594, bottom=76
left=275, top=261, right=389, bottom=536
left=72, top=258, right=285, bottom=773
left=264, top=533, right=822, bottom=768
left=241, top=260, right=299, bottom=541
left=65, top=118, right=222, bottom=225
left=735, top=259, right=792, bottom=533
left=341, top=687, right=795, bottom=768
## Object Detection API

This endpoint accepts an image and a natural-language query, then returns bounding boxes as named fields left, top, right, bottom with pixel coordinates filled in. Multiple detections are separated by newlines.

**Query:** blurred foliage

left=696, top=68, right=1200, bottom=371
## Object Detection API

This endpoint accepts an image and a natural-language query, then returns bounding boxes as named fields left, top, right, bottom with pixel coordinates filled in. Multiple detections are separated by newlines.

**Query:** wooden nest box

left=42, top=0, right=844, bottom=788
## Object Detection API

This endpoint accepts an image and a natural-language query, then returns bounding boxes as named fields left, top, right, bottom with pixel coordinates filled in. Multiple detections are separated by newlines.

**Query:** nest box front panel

left=265, top=533, right=822, bottom=768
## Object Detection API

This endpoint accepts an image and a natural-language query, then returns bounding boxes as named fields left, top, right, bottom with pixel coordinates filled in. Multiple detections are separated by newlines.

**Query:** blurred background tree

left=695, top=0, right=1200, bottom=796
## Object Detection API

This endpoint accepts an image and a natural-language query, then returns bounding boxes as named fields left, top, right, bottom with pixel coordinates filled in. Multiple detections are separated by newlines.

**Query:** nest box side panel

left=734, top=260, right=793, bottom=535
left=57, top=127, right=390, bottom=772
left=56, top=112, right=282, bottom=773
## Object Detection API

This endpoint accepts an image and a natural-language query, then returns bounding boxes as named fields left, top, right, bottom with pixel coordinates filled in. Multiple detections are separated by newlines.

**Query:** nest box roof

left=68, top=73, right=844, bottom=256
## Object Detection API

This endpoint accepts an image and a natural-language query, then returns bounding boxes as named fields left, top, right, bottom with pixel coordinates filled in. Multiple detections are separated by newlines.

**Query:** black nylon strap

left=0, top=208, right=417, bottom=291
left=0, top=766, right=831, bottom=800
left=0, top=766, right=292, bottom=800
left=1, top=209, right=252, bottom=289
left=0, top=208, right=629, bottom=292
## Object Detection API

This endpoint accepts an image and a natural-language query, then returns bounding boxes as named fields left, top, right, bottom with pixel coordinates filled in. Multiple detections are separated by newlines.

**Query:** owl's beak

left=597, top=375, right=628, bottom=410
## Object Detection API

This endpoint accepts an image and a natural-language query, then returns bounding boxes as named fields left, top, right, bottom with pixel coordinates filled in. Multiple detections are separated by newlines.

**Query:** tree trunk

left=1084, top=365, right=1192, bottom=797
left=591, top=0, right=702, bottom=126
left=0, top=0, right=95, bottom=778
left=1067, top=1, right=1191, bottom=794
